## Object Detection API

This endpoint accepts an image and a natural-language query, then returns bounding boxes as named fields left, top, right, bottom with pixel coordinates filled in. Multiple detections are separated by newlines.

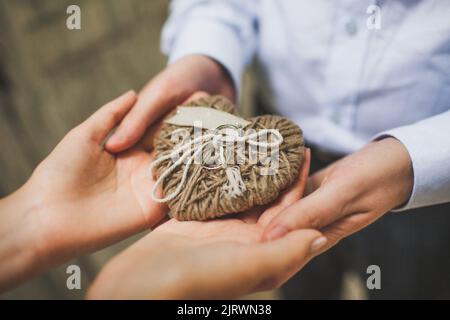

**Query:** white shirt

left=161, top=0, right=450, bottom=210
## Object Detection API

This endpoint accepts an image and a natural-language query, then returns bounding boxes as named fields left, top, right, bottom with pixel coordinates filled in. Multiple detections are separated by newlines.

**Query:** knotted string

left=150, top=127, right=283, bottom=203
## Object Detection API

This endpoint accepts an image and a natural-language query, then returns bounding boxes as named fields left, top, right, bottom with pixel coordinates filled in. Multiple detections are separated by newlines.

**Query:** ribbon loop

left=150, top=126, right=283, bottom=203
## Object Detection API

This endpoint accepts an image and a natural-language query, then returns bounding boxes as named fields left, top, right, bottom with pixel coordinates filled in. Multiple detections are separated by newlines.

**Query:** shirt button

left=345, top=20, right=358, bottom=36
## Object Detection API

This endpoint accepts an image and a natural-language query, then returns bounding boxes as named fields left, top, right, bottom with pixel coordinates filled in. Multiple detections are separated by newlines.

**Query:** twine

left=150, top=127, right=284, bottom=203
left=152, top=95, right=304, bottom=221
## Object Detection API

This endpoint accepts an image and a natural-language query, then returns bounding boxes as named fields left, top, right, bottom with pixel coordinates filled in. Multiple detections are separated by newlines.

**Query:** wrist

left=198, top=55, right=236, bottom=101
left=0, top=180, right=46, bottom=292
left=370, top=137, right=414, bottom=210
left=335, top=137, right=414, bottom=215
left=168, top=55, right=236, bottom=102
left=380, top=137, right=414, bottom=209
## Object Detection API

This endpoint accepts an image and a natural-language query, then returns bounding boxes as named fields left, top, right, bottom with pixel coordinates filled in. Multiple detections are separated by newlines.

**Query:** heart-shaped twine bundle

left=150, top=95, right=305, bottom=221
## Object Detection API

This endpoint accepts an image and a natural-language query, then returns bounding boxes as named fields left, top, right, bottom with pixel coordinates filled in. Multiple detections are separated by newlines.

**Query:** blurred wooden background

left=0, top=0, right=170, bottom=299
left=0, top=0, right=169, bottom=194
left=0, top=0, right=263, bottom=299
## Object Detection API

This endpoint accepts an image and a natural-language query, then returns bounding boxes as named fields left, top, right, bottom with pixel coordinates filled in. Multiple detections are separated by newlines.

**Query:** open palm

left=154, top=166, right=309, bottom=245
left=29, top=91, right=167, bottom=267
left=88, top=150, right=323, bottom=299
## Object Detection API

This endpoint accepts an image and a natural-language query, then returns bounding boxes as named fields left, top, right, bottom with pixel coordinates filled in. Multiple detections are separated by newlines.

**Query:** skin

left=0, top=89, right=325, bottom=299
left=87, top=148, right=327, bottom=299
left=0, top=53, right=414, bottom=298
left=105, top=53, right=414, bottom=262
left=106, top=55, right=235, bottom=153
left=262, top=137, right=414, bottom=253
left=0, top=91, right=167, bottom=292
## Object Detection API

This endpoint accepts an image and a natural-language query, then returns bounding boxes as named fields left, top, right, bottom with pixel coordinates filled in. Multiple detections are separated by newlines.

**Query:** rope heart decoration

left=151, top=95, right=305, bottom=221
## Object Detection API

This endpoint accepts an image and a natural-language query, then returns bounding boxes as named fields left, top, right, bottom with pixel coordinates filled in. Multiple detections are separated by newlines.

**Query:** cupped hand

left=88, top=149, right=327, bottom=299
left=105, top=55, right=235, bottom=153
left=262, top=138, right=414, bottom=252
left=27, top=91, right=168, bottom=268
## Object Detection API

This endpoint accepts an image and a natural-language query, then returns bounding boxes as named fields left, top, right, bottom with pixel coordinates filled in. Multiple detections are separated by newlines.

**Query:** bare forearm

left=0, top=182, right=42, bottom=292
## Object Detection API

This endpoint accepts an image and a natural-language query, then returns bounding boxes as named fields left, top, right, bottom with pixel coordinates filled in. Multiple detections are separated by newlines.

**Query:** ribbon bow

left=150, top=125, right=283, bottom=203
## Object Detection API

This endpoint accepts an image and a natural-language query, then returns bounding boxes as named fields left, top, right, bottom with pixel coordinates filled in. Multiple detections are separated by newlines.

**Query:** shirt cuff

left=374, top=124, right=449, bottom=211
left=163, top=18, right=246, bottom=97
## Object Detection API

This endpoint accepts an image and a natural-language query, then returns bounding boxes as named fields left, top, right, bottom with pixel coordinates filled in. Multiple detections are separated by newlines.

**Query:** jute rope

left=150, top=127, right=284, bottom=202
left=152, top=95, right=305, bottom=221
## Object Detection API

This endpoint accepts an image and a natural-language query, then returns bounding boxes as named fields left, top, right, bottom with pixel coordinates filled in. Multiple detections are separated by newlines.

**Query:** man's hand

left=88, top=149, right=328, bottom=299
left=0, top=91, right=169, bottom=291
left=262, top=138, right=414, bottom=252
left=105, top=55, right=235, bottom=153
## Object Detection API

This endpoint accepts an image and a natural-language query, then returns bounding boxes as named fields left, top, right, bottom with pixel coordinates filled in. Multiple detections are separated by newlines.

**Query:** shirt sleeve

left=161, top=0, right=259, bottom=95
left=373, top=110, right=450, bottom=211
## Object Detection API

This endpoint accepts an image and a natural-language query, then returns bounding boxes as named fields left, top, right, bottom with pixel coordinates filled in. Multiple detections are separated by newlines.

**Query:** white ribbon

left=150, top=127, right=283, bottom=203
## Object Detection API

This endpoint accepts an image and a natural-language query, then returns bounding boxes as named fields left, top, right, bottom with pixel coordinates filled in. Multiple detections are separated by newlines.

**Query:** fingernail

left=309, top=236, right=327, bottom=255
left=264, top=225, right=288, bottom=241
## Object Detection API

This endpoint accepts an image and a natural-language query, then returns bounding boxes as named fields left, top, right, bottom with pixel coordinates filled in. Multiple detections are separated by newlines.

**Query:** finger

left=237, top=206, right=265, bottom=224
left=106, top=81, right=179, bottom=153
left=249, top=229, right=326, bottom=290
left=78, top=90, right=137, bottom=144
left=320, top=210, right=383, bottom=254
left=183, top=91, right=209, bottom=103
left=258, top=148, right=311, bottom=226
left=139, top=91, right=210, bottom=152
left=139, top=121, right=164, bottom=152
left=304, top=161, right=335, bottom=196
left=278, top=148, right=311, bottom=206
left=261, top=182, right=345, bottom=242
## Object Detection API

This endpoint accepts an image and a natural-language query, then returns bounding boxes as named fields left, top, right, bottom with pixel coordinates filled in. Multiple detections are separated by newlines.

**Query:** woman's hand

left=105, top=55, right=235, bottom=153
left=88, top=150, right=327, bottom=299
left=0, top=91, right=168, bottom=291
left=262, top=138, right=414, bottom=252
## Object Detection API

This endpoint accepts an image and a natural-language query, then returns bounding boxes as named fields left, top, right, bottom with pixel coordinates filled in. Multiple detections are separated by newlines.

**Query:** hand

left=262, top=138, right=414, bottom=252
left=105, top=55, right=235, bottom=153
left=88, top=150, right=327, bottom=299
left=0, top=91, right=168, bottom=291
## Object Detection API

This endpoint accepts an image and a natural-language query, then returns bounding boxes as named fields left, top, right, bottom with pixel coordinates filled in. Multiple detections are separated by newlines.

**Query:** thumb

left=261, top=183, right=345, bottom=242
left=183, top=91, right=209, bottom=103
left=132, top=91, right=210, bottom=151
left=105, top=82, right=188, bottom=153
left=79, top=90, right=137, bottom=145
left=251, top=229, right=327, bottom=290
